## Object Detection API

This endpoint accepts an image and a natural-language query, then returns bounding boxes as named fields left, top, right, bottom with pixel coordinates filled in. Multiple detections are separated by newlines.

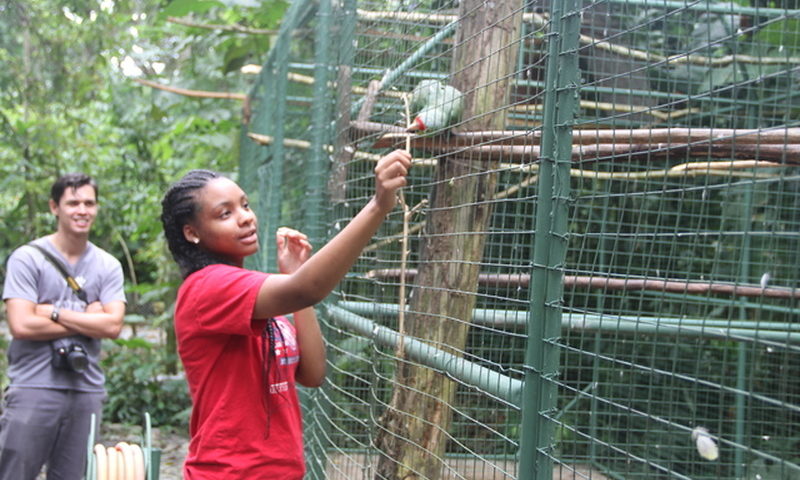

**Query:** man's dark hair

left=160, top=169, right=234, bottom=278
left=51, top=173, right=98, bottom=204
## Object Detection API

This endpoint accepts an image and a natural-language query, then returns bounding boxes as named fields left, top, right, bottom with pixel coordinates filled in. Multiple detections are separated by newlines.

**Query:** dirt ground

left=68, top=425, right=611, bottom=480
left=12, top=325, right=608, bottom=480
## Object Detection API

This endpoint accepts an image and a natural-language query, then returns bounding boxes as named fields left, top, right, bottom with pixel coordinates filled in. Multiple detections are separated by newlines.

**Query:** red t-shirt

left=175, top=264, right=304, bottom=479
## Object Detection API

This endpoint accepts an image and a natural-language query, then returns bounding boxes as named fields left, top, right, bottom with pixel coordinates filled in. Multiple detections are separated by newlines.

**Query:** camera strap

left=27, top=243, right=89, bottom=303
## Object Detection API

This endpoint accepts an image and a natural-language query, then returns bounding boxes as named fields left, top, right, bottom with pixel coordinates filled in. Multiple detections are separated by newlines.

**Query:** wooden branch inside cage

left=366, top=269, right=800, bottom=299
left=353, top=121, right=800, bottom=165
left=357, top=122, right=800, bottom=147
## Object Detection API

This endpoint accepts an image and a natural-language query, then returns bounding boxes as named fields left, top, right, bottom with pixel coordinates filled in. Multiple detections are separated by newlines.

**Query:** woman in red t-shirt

left=160, top=150, right=411, bottom=479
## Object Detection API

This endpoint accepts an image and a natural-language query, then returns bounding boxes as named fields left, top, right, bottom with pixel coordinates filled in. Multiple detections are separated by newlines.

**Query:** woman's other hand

left=276, top=227, right=312, bottom=274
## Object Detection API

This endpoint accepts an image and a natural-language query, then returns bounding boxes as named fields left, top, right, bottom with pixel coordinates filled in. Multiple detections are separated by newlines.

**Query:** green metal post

left=304, top=0, right=333, bottom=477
left=734, top=183, right=755, bottom=479
left=305, top=0, right=332, bottom=245
left=518, top=2, right=581, bottom=479
left=240, top=0, right=318, bottom=272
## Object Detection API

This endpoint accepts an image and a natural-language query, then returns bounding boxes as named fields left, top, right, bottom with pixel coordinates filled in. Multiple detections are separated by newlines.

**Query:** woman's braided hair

left=160, top=169, right=234, bottom=278
left=163, top=169, right=282, bottom=435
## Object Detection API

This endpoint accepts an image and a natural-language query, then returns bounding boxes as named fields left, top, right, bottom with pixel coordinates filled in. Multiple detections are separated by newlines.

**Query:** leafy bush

left=101, top=337, right=191, bottom=428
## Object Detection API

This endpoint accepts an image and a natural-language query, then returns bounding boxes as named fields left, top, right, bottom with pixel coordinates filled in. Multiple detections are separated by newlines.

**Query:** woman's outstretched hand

left=373, top=149, right=412, bottom=213
left=276, top=227, right=313, bottom=274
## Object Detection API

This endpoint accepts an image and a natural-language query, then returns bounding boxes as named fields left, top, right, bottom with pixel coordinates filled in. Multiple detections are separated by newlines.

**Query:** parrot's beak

left=406, top=117, right=426, bottom=132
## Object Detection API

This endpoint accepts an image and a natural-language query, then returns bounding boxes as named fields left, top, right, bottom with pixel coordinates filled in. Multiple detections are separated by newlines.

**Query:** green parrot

left=407, top=79, right=464, bottom=134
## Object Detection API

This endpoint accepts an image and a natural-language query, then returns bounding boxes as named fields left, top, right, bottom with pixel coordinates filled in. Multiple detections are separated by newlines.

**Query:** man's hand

left=276, top=227, right=313, bottom=274
left=85, top=301, right=104, bottom=313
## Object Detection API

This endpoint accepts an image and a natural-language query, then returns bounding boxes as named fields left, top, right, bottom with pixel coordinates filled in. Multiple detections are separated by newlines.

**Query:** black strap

left=27, top=243, right=88, bottom=303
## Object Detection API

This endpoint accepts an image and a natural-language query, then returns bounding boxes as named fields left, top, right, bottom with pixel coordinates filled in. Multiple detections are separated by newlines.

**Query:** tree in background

left=0, top=0, right=286, bottom=417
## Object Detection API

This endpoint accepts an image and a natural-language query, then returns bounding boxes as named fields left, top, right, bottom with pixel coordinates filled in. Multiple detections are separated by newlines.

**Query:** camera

left=52, top=341, right=89, bottom=373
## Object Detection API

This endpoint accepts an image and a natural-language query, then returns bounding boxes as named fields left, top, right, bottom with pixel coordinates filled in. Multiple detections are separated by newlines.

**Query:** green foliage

left=0, top=0, right=288, bottom=429
left=0, top=0, right=286, bottom=284
left=161, top=0, right=225, bottom=18
left=598, top=3, right=800, bottom=128
left=101, top=337, right=191, bottom=427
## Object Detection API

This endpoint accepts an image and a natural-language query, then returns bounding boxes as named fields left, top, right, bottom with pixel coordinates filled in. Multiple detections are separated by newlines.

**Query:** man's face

left=50, top=185, right=98, bottom=236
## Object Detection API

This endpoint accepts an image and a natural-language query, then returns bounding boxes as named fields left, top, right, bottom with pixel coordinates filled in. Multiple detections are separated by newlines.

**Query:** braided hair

left=160, top=169, right=235, bottom=278
left=163, top=169, right=285, bottom=436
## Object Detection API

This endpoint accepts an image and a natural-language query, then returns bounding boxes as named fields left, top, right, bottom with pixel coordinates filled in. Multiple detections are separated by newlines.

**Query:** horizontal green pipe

left=640, top=290, right=800, bottom=315
left=337, top=301, right=800, bottom=343
left=339, top=300, right=799, bottom=330
left=338, top=301, right=530, bottom=329
left=564, top=315, right=800, bottom=343
left=326, top=304, right=524, bottom=407
left=350, top=20, right=458, bottom=117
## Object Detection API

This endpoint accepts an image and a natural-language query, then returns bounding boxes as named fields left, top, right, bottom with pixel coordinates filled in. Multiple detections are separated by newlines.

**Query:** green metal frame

left=518, top=2, right=582, bottom=479
left=237, top=0, right=800, bottom=478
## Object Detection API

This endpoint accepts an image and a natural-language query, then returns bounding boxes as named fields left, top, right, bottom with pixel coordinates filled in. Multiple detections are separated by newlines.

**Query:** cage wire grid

left=239, top=0, right=800, bottom=479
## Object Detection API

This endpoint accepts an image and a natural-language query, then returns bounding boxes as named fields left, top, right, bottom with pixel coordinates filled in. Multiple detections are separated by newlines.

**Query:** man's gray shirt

left=2, top=237, right=126, bottom=392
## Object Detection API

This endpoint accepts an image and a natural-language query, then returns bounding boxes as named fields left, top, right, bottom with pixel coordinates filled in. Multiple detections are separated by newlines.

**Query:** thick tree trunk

left=374, top=3, right=524, bottom=479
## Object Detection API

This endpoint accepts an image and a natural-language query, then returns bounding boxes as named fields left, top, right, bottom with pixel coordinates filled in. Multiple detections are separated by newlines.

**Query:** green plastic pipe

left=349, top=21, right=458, bottom=117
left=337, top=301, right=800, bottom=336
left=325, top=304, right=524, bottom=408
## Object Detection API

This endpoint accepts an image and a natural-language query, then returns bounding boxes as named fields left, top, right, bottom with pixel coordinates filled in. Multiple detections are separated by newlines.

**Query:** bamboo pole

left=354, top=123, right=800, bottom=165
left=382, top=141, right=799, bottom=165
left=249, top=129, right=782, bottom=186
left=356, top=122, right=800, bottom=148
left=365, top=268, right=800, bottom=299
left=246, top=131, right=437, bottom=165
left=469, top=142, right=800, bottom=164
left=507, top=99, right=700, bottom=121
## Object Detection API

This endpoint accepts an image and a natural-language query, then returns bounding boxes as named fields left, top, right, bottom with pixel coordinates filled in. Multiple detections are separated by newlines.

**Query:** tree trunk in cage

left=373, top=2, right=525, bottom=479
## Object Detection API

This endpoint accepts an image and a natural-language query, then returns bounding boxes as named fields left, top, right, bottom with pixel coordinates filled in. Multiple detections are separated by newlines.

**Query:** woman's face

left=184, top=177, right=259, bottom=265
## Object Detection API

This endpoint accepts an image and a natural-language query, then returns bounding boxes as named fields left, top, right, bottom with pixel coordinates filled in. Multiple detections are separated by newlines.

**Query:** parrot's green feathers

left=408, top=80, right=464, bottom=134
left=409, top=79, right=444, bottom=112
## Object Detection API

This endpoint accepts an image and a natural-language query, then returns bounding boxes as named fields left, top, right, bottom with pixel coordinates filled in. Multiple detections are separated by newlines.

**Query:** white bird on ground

left=692, top=426, right=719, bottom=461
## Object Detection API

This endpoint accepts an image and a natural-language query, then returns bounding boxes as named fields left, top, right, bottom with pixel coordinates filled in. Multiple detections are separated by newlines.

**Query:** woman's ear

left=183, top=224, right=200, bottom=245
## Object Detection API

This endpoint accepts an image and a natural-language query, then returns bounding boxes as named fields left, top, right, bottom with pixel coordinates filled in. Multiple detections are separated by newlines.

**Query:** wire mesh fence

left=239, top=0, right=800, bottom=478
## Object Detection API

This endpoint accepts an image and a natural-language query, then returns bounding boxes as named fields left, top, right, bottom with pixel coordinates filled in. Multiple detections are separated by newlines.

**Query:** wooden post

left=374, top=2, right=525, bottom=478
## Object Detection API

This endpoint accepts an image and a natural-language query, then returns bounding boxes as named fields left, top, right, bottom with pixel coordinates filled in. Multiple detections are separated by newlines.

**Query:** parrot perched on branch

left=407, top=79, right=464, bottom=134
